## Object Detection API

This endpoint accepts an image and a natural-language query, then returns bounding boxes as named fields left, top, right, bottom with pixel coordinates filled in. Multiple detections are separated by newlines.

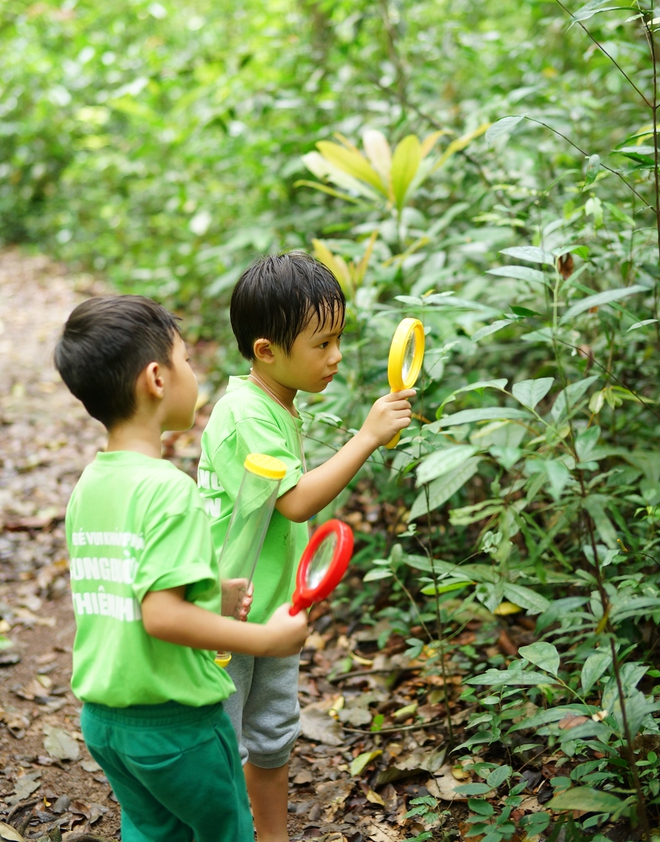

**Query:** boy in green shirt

left=55, top=295, right=308, bottom=842
left=199, top=252, right=415, bottom=841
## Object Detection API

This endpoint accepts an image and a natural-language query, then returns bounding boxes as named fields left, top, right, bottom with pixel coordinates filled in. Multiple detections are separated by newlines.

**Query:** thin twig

left=524, top=117, right=656, bottom=213
left=554, top=0, right=651, bottom=107
left=328, top=666, right=421, bottom=683
left=552, top=336, right=660, bottom=422
left=340, top=716, right=448, bottom=734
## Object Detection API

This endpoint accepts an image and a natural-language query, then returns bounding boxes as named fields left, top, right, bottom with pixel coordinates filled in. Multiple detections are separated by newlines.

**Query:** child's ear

left=253, top=338, right=276, bottom=365
left=141, top=361, right=166, bottom=398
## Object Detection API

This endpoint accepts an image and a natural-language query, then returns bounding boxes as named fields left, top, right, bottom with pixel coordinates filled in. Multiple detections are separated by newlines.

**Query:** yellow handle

left=385, top=430, right=402, bottom=449
left=386, top=391, right=402, bottom=448
left=215, top=652, right=232, bottom=668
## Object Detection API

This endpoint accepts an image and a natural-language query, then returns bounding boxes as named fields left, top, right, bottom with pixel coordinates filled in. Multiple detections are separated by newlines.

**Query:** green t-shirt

left=66, top=451, right=235, bottom=708
left=199, top=377, right=309, bottom=624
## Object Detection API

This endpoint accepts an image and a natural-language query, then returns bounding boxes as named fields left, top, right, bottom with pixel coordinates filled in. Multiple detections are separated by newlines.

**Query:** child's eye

left=319, top=341, right=328, bottom=348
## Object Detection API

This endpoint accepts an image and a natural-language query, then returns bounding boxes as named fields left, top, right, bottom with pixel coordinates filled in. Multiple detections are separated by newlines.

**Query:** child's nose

left=331, top=345, right=342, bottom=364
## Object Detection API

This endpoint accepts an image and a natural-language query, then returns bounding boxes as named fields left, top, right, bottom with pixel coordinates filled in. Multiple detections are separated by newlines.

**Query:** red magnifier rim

left=290, top=519, right=354, bottom=614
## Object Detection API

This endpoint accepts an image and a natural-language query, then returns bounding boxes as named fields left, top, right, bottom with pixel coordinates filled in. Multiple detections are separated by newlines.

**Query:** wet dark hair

left=54, top=295, right=180, bottom=430
left=230, top=252, right=346, bottom=360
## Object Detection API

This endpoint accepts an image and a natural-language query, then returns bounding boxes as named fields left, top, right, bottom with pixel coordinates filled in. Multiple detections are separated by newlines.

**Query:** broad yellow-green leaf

left=333, top=131, right=363, bottom=155
left=294, top=179, right=367, bottom=206
left=362, top=129, right=392, bottom=185
left=109, top=95, right=159, bottom=124
left=390, top=134, right=421, bottom=211
left=393, top=702, right=418, bottom=720
left=311, top=239, right=351, bottom=290
left=301, top=151, right=382, bottom=201
left=420, top=129, right=450, bottom=158
left=350, top=749, right=383, bottom=777
left=353, top=230, right=378, bottom=286
left=317, top=141, right=386, bottom=194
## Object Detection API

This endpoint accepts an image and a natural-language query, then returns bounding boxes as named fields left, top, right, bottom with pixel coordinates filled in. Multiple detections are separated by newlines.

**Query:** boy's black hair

left=230, top=252, right=346, bottom=360
left=54, top=295, right=181, bottom=430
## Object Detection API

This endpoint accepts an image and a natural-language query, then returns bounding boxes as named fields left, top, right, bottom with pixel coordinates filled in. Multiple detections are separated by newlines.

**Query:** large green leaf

left=409, top=458, right=481, bottom=521
left=583, top=495, right=618, bottom=548
left=560, top=285, right=647, bottom=324
left=465, top=667, right=558, bottom=686
left=508, top=705, right=593, bottom=732
left=575, top=425, right=601, bottom=461
left=511, top=377, right=554, bottom=409
left=551, top=375, right=599, bottom=422
left=518, top=642, right=559, bottom=676
left=435, top=407, right=532, bottom=427
left=502, top=583, right=550, bottom=615
left=500, top=246, right=555, bottom=266
left=546, top=460, right=571, bottom=501
left=547, top=787, right=625, bottom=815
left=581, top=651, right=612, bottom=695
left=416, top=445, right=478, bottom=486
left=471, top=319, right=516, bottom=342
left=448, top=379, right=509, bottom=398
left=487, top=265, right=547, bottom=284
left=485, top=115, right=524, bottom=145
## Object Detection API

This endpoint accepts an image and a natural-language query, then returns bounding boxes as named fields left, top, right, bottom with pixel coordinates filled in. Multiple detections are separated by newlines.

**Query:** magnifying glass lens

left=402, top=332, right=417, bottom=382
left=306, top=532, right=337, bottom=589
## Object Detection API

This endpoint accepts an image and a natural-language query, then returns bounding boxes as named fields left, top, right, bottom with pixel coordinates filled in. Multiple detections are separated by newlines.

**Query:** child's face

left=274, top=309, right=344, bottom=394
left=161, top=334, right=198, bottom=430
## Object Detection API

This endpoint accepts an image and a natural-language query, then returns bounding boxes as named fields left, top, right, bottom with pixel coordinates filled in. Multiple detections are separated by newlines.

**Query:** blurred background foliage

left=3, top=0, right=652, bottom=341
left=4, top=0, right=660, bottom=833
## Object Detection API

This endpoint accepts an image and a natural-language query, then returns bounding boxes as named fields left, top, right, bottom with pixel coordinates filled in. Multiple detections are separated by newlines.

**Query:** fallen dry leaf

left=299, top=702, right=344, bottom=746
left=558, top=714, right=589, bottom=729
left=43, top=725, right=80, bottom=761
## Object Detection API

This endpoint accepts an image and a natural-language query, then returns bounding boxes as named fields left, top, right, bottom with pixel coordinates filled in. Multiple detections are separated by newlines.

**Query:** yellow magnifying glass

left=385, top=317, right=425, bottom=449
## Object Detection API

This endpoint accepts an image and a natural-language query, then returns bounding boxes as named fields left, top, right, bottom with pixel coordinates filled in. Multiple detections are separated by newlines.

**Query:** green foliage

left=4, top=0, right=660, bottom=837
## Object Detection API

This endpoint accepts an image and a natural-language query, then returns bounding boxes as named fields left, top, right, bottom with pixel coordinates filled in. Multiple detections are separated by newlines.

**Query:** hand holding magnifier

left=289, top=520, right=354, bottom=615
left=386, top=318, right=425, bottom=449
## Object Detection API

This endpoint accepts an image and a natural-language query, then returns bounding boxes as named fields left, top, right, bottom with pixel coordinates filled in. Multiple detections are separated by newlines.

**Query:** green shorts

left=81, top=700, right=253, bottom=842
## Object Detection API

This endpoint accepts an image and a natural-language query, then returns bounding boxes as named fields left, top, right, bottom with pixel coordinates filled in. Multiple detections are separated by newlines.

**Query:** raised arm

left=142, top=586, right=308, bottom=657
left=276, top=388, right=415, bottom=523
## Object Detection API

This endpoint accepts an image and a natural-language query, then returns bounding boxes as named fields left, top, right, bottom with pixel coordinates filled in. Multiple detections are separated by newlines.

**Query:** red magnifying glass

left=289, top=519, right=354, bottom=615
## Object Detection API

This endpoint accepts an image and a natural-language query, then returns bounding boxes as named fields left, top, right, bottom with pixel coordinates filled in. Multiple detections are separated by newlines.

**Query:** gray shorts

left=223, top=653, right=300, bottom=769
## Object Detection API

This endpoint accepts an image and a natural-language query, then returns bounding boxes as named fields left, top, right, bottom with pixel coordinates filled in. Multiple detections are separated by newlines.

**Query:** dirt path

left=0, top=248, right=459, bottom=842
left=0, top=250, right=118, bottom=839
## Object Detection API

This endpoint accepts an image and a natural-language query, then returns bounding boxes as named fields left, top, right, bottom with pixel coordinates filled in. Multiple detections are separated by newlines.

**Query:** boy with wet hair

left=55, top=295, right=308, bottom=842
left=198, top=252, right=414, bottom=841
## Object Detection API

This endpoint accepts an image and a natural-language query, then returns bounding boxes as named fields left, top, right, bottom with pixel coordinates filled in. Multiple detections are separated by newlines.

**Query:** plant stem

left=552, top=317, right=652, bottom=838
left=643, top=10, right=660, bottom=322
left=423, top=483, right=455, bottom=747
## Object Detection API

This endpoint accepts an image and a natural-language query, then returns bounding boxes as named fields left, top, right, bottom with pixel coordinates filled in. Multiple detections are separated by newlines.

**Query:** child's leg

left=244, top=761, right=290, bottom=842
left=241, top=654, right=301, bottom=841
left=81, top=701, right=253, bottom=842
